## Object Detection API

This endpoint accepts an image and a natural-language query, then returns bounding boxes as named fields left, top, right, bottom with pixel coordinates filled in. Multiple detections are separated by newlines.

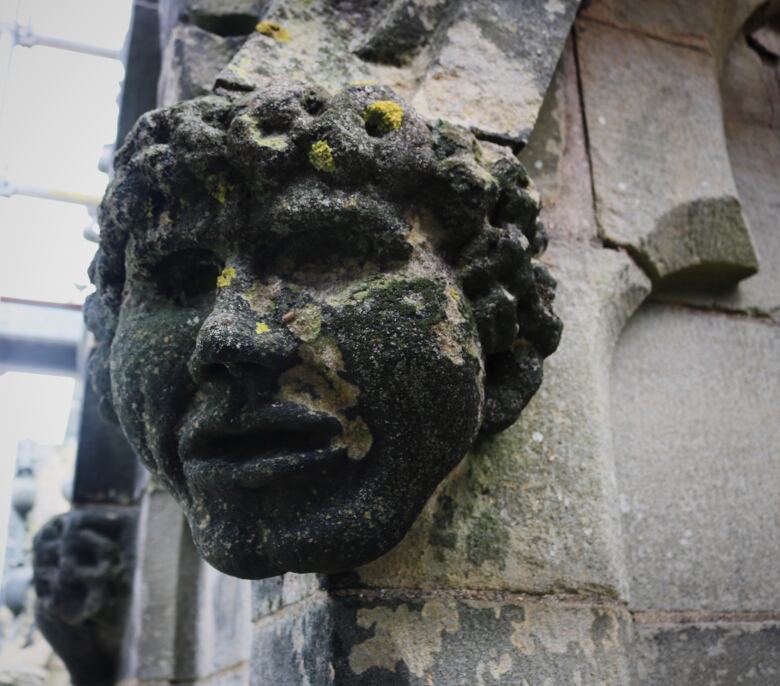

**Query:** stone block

left=188, top=0, right=265, bottom=36
left=518, top=39, right=599, bottom=244
left=119, top=487, right=189, bottom=680
left=632, top=620, right=780, bottom=685
left=577, top=18, right=758, bottom=287
left=348, top=246, right=649, bottom=599
left=251, top=573, right=322, bottom=621
left=251, top=593, right=333, bottom=686
left=580, top=0, right=765, bottom=66
left=116, top=0, right=162, bottom=147
left=410, top=0, right=582, bottom=145
left=657, top=33, right=780, bottom=319
left=118, top=487, right=250, bottom=682
left=611, top=304, right=780, bottom=612
left=215, top=0, right=580, bottom=144
left=330, top=593, right=631, bottom=685
left=72, top=381, right=143, bottom=505
left=158, top=23, right=245, bottom=106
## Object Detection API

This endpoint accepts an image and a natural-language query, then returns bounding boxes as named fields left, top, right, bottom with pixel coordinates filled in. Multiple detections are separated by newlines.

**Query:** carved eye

left=153, top=249, right=222, bottom=307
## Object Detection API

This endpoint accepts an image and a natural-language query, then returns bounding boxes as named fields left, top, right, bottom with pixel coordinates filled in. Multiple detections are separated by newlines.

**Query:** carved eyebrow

left=260, top=183, right=413, bottom=260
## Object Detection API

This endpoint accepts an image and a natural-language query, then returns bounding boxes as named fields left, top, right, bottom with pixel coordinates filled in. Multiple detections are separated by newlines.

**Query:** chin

left=184, top=492, right=420, bottom=580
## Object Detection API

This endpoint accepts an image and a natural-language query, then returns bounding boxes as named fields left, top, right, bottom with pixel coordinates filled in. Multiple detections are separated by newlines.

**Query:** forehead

left=131, top=180, right=417, bottom=262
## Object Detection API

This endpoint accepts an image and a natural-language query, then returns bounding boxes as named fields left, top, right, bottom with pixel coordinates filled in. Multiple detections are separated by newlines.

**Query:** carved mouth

left=179, top=403, right=346, bottom=490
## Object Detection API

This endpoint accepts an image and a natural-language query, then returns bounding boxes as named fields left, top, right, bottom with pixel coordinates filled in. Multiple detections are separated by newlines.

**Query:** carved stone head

left=87, top=82, right=561, bottom=579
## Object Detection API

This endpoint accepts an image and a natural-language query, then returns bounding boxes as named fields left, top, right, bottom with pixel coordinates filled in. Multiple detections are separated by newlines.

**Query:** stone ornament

left=32, top=507, right=135, bottom=686
left=86, top=82, right=561, bottom=579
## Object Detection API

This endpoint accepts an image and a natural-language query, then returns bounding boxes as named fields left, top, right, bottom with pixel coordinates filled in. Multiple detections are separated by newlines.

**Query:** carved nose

left=188, top=305, right=299, bottom=385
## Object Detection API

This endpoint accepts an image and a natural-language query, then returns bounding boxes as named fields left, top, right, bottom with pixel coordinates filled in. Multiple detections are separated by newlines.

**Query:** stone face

left=32, top=506, right=136, bottom=686
left=632, top=620, right=780, bottom=685
left=329, top=594, right=632, bottom=685
left=351, top=246, right=649, bottom=598
left=611, top=304, right=780, bottom=612
left=577, top=17, right=758, bottom=287
left=90, top=82, right=560, bottom=580
left=214, top=0, right=580, bottom=146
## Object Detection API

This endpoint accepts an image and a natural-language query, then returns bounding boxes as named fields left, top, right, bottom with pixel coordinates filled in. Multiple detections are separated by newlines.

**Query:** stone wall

left=112, top=1, right=780, bottom=684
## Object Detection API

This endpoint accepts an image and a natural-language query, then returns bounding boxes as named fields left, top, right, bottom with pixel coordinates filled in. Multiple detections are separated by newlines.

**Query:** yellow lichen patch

left=255, top=321, right=271, bottom=334
left=309, top=140, right=336, bottom=173
left=205, top=175, right=233, bottom=204
left=216, top=266, right=236, bottom=288
left=363, top=100, right=404, bottom=134
left=255, top=21, right=291, bottom=42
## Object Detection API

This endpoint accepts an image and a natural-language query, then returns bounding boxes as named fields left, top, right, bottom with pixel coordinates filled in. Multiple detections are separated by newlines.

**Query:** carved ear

left=481, top=341, right=544, bottom=434
left=480, top=262, right=562, bottom=434
left=84, top=292, right=119, bottom=425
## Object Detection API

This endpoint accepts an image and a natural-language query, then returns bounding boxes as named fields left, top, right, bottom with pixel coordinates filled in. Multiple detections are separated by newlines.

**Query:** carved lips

left=178, top=401, right=346, bottom=491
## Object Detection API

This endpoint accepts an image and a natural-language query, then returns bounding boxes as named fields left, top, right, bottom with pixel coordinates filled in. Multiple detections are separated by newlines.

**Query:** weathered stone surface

left=658, top=24, right=780, bottom=319
left=632, top=620, right=780, bottom=685
left=72, top=383, right=143, bottom=505
left=518, top=39, right=599, bottom=244
left=330, top=593, right=631, bottom=685
left=252, top=572, right=322, bottom=621
left=612, top=304, right=780, bottom=612
left=116, top=0, right=162, bottom=147
left=409, top=0, right=582, bottom=144
left=158, top=23, right=246, bottom=106
left=351, top=246, right=649, bottom=598
left=214, top=0, right=580, bottom=144
left=118, top=487, right=251, bottom=682
left=580, top=0, right=765, bottom=67
left=119, top=488, right=189, bottom=680
left=251, top=593, right=333, bottom=686
left=578, top=18, right=758, bottom=287
left=188, top=0, right=265, bottom=36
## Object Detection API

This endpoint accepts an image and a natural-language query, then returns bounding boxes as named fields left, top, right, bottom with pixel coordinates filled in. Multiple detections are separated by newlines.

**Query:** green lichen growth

left=205, top=175, right=233, bottom=204
left=286, top=305, right=321, bottom=342
left=252, top=132, right=289, bottom=151
left=363, top=100, right=404, bottom=135
left=309, top=140, right=336, bottom=173
left=216, top=266, right=236, bottom=288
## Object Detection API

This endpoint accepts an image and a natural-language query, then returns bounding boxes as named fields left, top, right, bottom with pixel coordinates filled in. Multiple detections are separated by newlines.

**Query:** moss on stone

left=205, top=175, right=232, bottom=204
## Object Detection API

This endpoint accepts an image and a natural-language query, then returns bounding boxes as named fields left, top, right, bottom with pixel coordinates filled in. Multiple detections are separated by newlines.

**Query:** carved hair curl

left=87, top=81, right=561, bottom=434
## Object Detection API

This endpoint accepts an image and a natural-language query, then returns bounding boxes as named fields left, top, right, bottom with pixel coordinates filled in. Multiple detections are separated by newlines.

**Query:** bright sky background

left=0, top=0, right=134, bottom=573
left=0, top=0, right=132, bottom=304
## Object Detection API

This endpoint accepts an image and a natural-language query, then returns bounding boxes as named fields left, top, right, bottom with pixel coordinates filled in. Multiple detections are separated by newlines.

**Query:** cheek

left=110, top=306, right=200, bottom=472
left=326, top=280, right=483, bottom=452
